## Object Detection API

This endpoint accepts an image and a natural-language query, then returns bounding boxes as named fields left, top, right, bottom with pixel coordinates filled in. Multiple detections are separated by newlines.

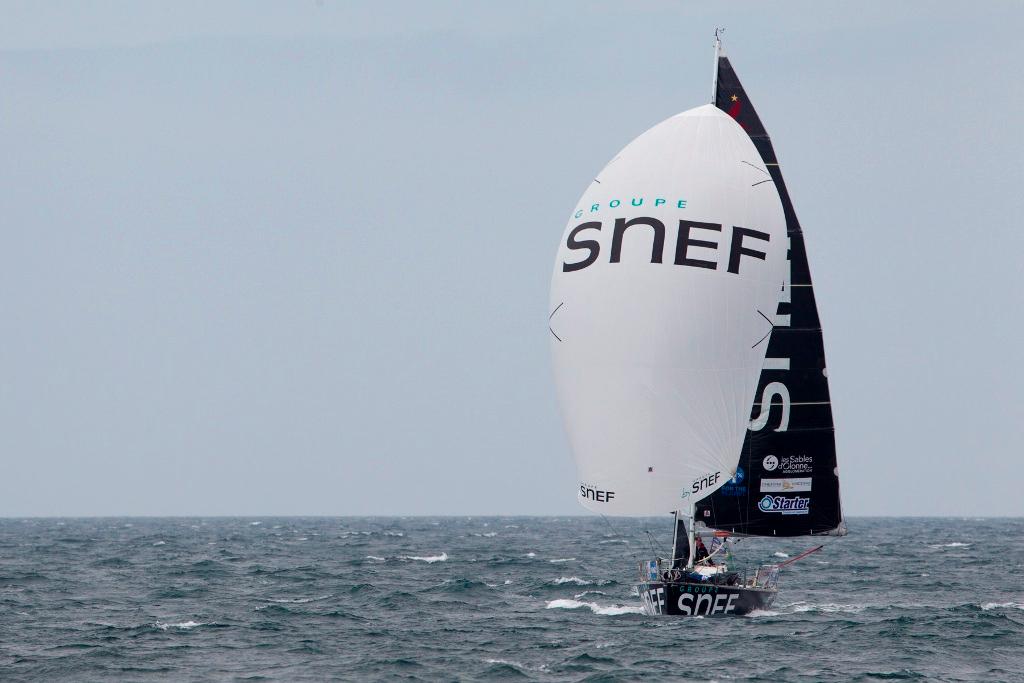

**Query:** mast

left=711, top=28, right=723, bottom=104
left=685, top=503, right=696, bottom=569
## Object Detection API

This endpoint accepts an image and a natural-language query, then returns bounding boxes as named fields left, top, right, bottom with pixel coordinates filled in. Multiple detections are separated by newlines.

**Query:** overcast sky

left=2, top=2, right=1022, bottom=517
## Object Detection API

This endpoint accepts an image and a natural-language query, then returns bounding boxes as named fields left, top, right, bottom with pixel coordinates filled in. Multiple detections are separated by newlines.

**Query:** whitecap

left=524, top=552, right=537, bottom=558
left=504, top=579, right=512, bottom=585
left=152, top=541, right=166, bottom=546
left=745, top=609, right=781, bottom=618
left=504, top=525, right=519, bottom=529
left=399, top=552, right=448, bottom=563
left=549, top=558, right=576, bottom=563
left=383, top=531, right=404, bottom=537
left=365, top=555, right=386, bottom=561
left=574, top=590, right=607, bottom=600
left=981, top=601, right=1024, bottom=611
left=553, top=576, right=589, bottom=585
left=927, top=542, right=971, bottom=549
left=266, top=595, right=331, bottom=604
left=598, top=539, right=629, bottom=545
left=545, top=598, right=642, bottom=616
left=792, top=602, right=866, bottom=614
left=250, top=521, right=261, bottom=526
left=155, top=620, right=204, bottom=630
left=773, top=552, right=790, bottom=558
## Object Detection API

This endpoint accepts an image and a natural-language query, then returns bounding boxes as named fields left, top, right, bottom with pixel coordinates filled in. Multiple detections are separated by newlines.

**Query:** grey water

left=0, top=517, right=1021, bottom=681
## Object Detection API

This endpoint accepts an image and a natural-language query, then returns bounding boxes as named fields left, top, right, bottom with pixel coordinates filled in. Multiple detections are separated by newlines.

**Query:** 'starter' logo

left=580, top=484, right=615, bottom=503
left=757, top=495, right=810, bottom=515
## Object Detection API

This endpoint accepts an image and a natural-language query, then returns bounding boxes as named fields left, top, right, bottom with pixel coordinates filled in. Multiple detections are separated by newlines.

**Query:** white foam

left=598, top=539, right=628, bottom=544
left=549, top=558, right=576, bottom=563
left=553, top=576, right=589, bottom=585
left=792, top=602, right=866, bottom=614
left=399, top=552, right=448, bottom=563
left=504, top=579, right=512, bottom=585
left=152, top=541, right=165, bottom=546
left=928, top=542, right=971, bottom=548
left=383, top=531, right=404, bottom=537
left=250, top=521, right=261, bottom=526
left=155, top=620, right=204, bottom=630
left=524, top=552, right=537, bottom=558
left=545, top=598, right=642, bottom=616
left=745, top=609, right=781, bottom=618
left=574, top=591, right=607, bottom=600
left=981, top=601, right=1024, bottom=611
left=365, top=555, right=385, bottom=561
left=773, top=552, right=790, bottom=558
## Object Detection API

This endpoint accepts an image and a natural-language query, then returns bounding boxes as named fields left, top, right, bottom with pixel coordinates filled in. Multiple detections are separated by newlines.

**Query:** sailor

left=694, top=536, right=713, bottom=565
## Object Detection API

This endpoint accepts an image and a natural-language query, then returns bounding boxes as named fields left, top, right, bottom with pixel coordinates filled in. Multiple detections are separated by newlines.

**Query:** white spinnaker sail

left=550, top=105, right=787, bottom=516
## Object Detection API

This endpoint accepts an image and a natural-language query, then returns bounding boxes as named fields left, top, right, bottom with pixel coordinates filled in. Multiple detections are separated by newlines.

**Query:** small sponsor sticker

left=760, top=477, right=812, bottom=493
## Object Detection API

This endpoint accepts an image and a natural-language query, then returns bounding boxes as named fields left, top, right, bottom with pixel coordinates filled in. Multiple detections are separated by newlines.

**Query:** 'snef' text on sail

left=562, top=217, right=770, bottom=274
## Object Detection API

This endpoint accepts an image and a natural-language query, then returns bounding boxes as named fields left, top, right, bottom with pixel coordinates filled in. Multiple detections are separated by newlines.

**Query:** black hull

left=636, top=581, right=776, bottom=616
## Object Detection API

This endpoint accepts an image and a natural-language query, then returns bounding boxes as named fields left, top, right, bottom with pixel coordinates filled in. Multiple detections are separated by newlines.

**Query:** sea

left=0, top=517, right=1021, bottom=682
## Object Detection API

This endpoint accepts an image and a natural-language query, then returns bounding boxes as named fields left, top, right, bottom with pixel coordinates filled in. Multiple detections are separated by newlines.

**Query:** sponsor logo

left=677, top=590, right=739, bottom=616
left=561, top=217, right=771, bottom=276
left=760, top=477, right=813, bottom=493
left=719, top=466, right=747, bottom=497
left=572, top=197, right=687, bottom=219
left=579, top=484, right=615, bottom=503
left=689, top=471, right=722, bottom=496
left=780, top=454, right=813, bottom=474
left=762, top=455, right=778, bottom=471
left=757, top=495, right=810, bottom=515
left=642, top=587, right=666, bottom=615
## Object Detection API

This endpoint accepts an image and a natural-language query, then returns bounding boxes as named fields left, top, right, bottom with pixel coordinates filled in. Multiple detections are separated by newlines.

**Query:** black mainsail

left=695, top=46, right=845, bottom=537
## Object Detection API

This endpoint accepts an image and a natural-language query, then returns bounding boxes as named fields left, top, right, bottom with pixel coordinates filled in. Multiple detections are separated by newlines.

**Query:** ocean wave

left=574, top=591, right=608, bottom=600
left=598, top=539, right=628, bottom=544
left=927, top=542, right=971, bottom=548
left=548, top=558, right=576, bottom=563
left=154, top=620, right=205, bottom=631
left=745, top=609, right=781, bottom=618
left=365, top=555, right=385, bottom=561
left=398, top=552, right=448, bottom=563
left=524, top=552, right=537, bottom=558
left=265, top=595, right=332, bottom=604
left=981, top=601, right=1024, bottom=611
left=773, top=552, right=790, bottom=558
left=152, top=541, right=166, bottom=546
left=553, top=576, right=589, bottom=585
left=792, top=602, right=866, bottom=614
left=383, top=531, right=404, bottom=537
left=470, top=532, right=497, bottom=537
left=545, top=598, right=642, bottom=616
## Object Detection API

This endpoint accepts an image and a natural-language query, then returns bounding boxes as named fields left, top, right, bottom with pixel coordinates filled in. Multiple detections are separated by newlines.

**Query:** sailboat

left=549, top=33, right=845, bottom=617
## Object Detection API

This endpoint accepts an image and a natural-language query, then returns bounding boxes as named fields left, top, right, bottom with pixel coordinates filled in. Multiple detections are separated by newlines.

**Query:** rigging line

left=751, top=179, right=775, bottom=187
left=549, top=301, right=565, bottom=342
left=741, top=160, right=770, bottom=176
left=600, top=514, right=641, bottom=565
left=750, top=330, right=771, bottom=349
left=757, top=309, right=774, bottom=326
